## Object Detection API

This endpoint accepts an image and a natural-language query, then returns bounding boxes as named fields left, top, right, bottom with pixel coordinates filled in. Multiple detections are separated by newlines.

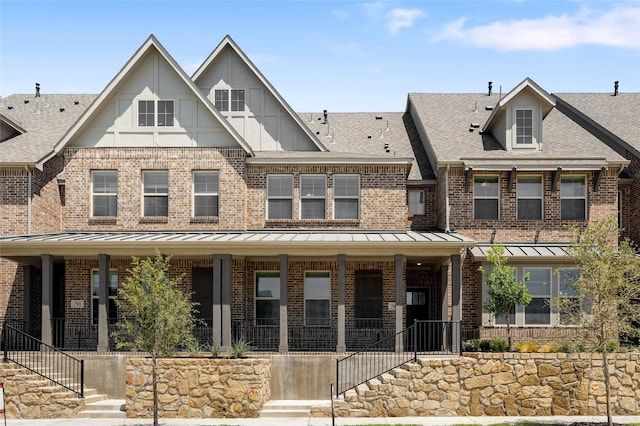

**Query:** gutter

left=445, top=164, right=451, bottom=232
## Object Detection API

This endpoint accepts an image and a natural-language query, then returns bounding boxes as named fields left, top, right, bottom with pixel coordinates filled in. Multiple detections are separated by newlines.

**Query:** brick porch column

left=279, top=254, right=288, bottom=353
left=395, top=254, right=404, bottom=353
left=41, top=254, right=53, bottom=347
left=97, top=253, right=110, bottom=351
left=336, top=254, right=346, bottom=352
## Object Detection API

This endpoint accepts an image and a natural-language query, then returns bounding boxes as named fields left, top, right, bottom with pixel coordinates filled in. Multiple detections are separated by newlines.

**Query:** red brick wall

left=623, top=152, right=640, bottom=245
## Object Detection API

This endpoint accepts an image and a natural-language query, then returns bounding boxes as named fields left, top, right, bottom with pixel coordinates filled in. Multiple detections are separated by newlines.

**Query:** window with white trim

left=300, top=175, right=326, bottom=219
left=214, top=89, right=245, bottom=112
left=214, top=90, right=229, bottom=111
left=515, top=108, right=533, bottom=145
left=524, top=268, right=551, bottom=325
left=138, top=100, right=154, bottom=126
left=267, top=175, right=293, bottom=219
left=560, top=176, right=586, bottom=220
left=255, top=272, right=279, bottom=326
left=157, top=100, right=174, bottom=126
left=304, top=272, right=331, bottom=326
left=333, top=175, right=359, bottom=219
left=91, top=171, right=117, bottom=217
left=138, top=100, right=174, bottom=127
left=143, top=171, right=168, bottom=217
left=231, top=89, right=245, bottom=111
left=517, top=176, right=543, bottom=220
left=92, top=270, right=118, bottom=325
left=474, top=176, right=499, bottom=220
left=193, top=171, right=219, bottom=216
left=558, top=268, right=580, bottom=325
left=408, top=190, right=425, bottom=215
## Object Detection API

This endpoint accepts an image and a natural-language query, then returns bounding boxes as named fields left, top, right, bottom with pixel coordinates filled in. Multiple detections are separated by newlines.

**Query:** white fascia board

left=247, top=157, right=414, bottom=166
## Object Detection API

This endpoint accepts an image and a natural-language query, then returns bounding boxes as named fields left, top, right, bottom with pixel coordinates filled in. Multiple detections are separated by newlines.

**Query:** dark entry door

left=192, top=268, right=213, bottom=327
left=52, top=263, right=65, bottom=348
left=406, top=288, right=429, bottom=327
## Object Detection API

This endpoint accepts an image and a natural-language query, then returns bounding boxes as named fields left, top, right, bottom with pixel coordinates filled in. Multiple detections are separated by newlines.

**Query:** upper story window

left=215, top=89, right=245, bottom=112
left=304, top=271, right=331, bottom=326
left=300, top=175, right=326, bottom=219
left=91, top=171, right=117, bottom=217
left=138, top=100, right=174, bottom=127
left=473, top=176, right=499, bottom=220
left=515, top=108, right=533, bottom=145
left=333, top=175, right=360, bottom=220
left=408, top=190, right=425, bottom=215
left=255, top=271, right=280, bottom=326
left=143, top=171, right=168, bottom=217
left=517, top=176, right=543, bottom=220
left=560, top=176, right=586, bottom=220
left=92, top=270, right=118, bottom=325
left=193, top=171, right=219, bottom=217
left=267, top=175, right=293, bottom=219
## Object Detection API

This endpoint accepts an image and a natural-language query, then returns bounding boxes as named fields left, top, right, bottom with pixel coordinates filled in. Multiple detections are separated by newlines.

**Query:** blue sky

left=1, top=0, right=639, bottom=112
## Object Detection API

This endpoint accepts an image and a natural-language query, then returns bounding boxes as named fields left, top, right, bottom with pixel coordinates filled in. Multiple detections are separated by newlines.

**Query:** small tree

left=479, top=244, right=532, bottom=351
left=113, top=251, right=198, bottom=426
left=561, top=216, right=640, bottom=426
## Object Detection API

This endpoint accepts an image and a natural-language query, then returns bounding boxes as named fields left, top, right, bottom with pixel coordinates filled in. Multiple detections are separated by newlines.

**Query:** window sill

left=190, top=216, right=220, bottom=224
left=140, top=216, right=169, bottom=224
left=265, top=219, right=360, bottom=226
left=89, top=217, right=117, bottom=225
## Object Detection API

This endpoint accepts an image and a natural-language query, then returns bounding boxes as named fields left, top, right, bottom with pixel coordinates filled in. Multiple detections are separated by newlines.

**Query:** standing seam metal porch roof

left=470, top=243, right=570, bottom=262
left=0, top=230, right=474, bottom=259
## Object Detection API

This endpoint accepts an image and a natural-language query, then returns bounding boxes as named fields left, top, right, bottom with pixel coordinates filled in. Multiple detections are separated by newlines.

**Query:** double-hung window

left=92, top=270, right=118, bottom=325
left=524, top=268, right=551, bottom=325
left=517, top=176, right=543, bottom=220
left=333, top=175, right=359, bottom=219
left=304, top=272, right=331, bottom=326
left=214, top=90, right=229, bottom=111
left=408, top=190, right=425, bottom=215
left=474, top=176, right=499, bottom=220
left=92, top=171, right=117, bottom=217
left=193, top=171, right=219, bottom=216
left=138, top=100, right=174, bottom=127
left=231, top=89, right=245, bottom=111
left=355, top=270, right=382, bottom=328
left=214, top=89, right=245, bottom=111
left=143, top=171, right=168, bottom=217
left=267, top=175, right=293, bottom=219
left=558, top=269, right=580, bottom=325
left=255, top=272, right=280, bottom=326
left=515, top=108, right=533, bottom=146
left=300, top=175, right=326, bottom=219
left=560, top=176, right=586, bottom=220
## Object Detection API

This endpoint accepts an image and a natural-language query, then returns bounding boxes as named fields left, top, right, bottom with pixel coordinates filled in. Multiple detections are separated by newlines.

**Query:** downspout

left=25, top=165, right=32, bottom=234
left=445, top=164, right=451, bottom=232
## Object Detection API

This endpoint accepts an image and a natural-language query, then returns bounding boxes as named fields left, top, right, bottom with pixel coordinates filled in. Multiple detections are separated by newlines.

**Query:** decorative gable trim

left=53, top=35, right=254, bottom=157
left=192, top=35, right=327, bottom=152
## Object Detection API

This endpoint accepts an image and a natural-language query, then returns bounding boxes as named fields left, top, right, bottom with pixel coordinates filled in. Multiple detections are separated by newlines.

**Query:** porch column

left=279, top=254, right=288, bottom=353
left=221, top=254, right=232, bottom=348
left=212, top=256, right=222, bottom=347
left=395, top=254, right=404, bottom=353
left=41, top=254, right=53, bottom=346
left=23, top=265, right=32, bottom=335
left=336, top=254, right=346, bottom=352
left=97, top=253, right=110, bottom=351
left=451, top=254, right=462, bottom=352
left=440, top=264, right=449, bottom=350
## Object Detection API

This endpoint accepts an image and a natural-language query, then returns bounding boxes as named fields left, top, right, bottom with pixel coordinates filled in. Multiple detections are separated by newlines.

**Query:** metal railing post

left=413, top=319, right=417, bottom=361
left=80, top=359, right=85, bottom=397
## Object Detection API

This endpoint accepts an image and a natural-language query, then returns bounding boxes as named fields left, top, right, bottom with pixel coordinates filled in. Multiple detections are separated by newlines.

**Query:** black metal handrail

left=336, top=320, right=461, bottom=396
left=2, top=324, right=84, bottom=397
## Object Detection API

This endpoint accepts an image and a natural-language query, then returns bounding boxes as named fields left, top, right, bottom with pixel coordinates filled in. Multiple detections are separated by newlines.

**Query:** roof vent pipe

left=614, top=81, right=619, bottom=96
left=323, top=109, right=328, bottom=124
left=35, top=83, right=40, bottom=98
left=488, top=81, right=492, bottom=96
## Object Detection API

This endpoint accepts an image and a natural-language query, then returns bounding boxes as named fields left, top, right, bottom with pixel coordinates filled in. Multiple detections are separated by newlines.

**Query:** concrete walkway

left=3, top=416, right=640, bottom=426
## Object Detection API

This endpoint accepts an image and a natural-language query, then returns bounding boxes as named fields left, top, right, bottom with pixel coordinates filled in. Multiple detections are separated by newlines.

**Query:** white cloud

left=332, top=8, right=350, bottom=20
left=434, top=5, right=640, bottom=51
left=387, top=8, right=426, bottom=34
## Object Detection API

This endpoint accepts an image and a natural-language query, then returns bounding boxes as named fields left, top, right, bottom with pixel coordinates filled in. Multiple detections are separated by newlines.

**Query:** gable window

left=300, top=175, right=326, bottom=219
left=334, top=175, right=360, bottom=219
left=92, top=171, right=117, bottom=217
left=560, top=176, right=586, bottom=220
left=255, top=272, right=279, bottom=326
left=138, top=100, right=155, bottom=126
left=143, top=171, right=168, bottom=217
left=515, top=109, right=533, bottom=145
left=304, top=272, right=331, bottom=326
left=214, top=90, right=229, bottom=111
left=474, top=176, right=499, bottom=220
left=92, top=270, right=118, bottom=325
left=355, top=270, right=382, bottom=328
left=157, top=100, right=174, bottom=126
left=408, top=190, right=425, bottom=215
left=193, top=171, right=219, bottom=216
left=517, top=176, right=543, bottom=220
left=267, top=175, right=293, bottom=219
left=524, top=268, right=551, bottom=325
left=231, top=89, right=245, bottom=111
left=214, top=89, right=245, bottom=112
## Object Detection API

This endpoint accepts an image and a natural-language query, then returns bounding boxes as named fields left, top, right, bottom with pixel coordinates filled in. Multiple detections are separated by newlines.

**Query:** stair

left=76, top=395, right=126, bottom=419
left=260, top=400, right=327, bottom=418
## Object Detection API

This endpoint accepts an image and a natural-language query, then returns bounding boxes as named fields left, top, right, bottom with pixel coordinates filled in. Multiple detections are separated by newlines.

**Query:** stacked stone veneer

left=125, top=358, right=270, bottom=418
left=314, top=352, right=640, bottom=417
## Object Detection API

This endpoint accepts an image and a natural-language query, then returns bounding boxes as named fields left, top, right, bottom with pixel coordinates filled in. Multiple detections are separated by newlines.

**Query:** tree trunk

left=506, top=314, right=512, bottom=351
left=603, top=349, right=612, bottom=426
left=153, top=354, right=158, bottom=426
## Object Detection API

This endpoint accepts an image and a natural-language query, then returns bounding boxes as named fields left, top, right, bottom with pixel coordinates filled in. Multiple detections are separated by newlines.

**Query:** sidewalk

left=3, top=416, right=640, bottom=426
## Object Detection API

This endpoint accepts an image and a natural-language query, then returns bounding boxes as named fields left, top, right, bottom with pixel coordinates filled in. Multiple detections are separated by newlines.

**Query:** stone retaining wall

left=315, top=352, right=640, bottom=417
left=125, top=357, right=270, bottom=418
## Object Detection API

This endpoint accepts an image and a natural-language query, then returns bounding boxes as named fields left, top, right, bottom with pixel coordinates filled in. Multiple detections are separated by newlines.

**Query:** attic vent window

left=485, top=105, right=494, bottom=110
left=375, top=115, right=383, bottom=120
left=470, top=123, right=480, bottom=128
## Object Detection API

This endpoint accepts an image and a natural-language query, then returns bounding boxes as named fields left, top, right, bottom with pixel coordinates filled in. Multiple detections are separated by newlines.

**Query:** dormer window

left=515, top=109, right=533, bottom=145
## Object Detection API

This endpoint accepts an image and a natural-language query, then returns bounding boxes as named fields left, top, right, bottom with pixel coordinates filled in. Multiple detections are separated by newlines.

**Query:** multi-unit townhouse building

left=1, top=35, right=638, bottom=357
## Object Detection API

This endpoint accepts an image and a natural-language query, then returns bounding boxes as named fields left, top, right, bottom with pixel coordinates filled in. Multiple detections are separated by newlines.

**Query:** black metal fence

left=2, top=324, right=84, bottom=397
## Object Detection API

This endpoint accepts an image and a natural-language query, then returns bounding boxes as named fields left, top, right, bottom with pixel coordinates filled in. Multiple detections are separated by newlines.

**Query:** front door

left=192, top=268, right=213, bottom=343
left=406, top=288, right=429, bottom=327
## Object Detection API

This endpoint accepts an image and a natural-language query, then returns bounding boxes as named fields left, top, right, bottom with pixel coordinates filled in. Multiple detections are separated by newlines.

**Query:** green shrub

left=185, top=340, right=203, bottom=356
left=462, top=338, right=482, bottom=352
left=489, top=339, right=507, bottom=352
left=228, top=338, right=251, bottom=358
left=556, top=343, right=571, bottom=353
left=208, top=341, right=220, bottom=357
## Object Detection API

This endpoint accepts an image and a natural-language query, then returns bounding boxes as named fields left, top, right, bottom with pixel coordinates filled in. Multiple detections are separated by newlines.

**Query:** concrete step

left=77, top=399, right=126, bottom=419
left=260, top=400, right=327, bottom=418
